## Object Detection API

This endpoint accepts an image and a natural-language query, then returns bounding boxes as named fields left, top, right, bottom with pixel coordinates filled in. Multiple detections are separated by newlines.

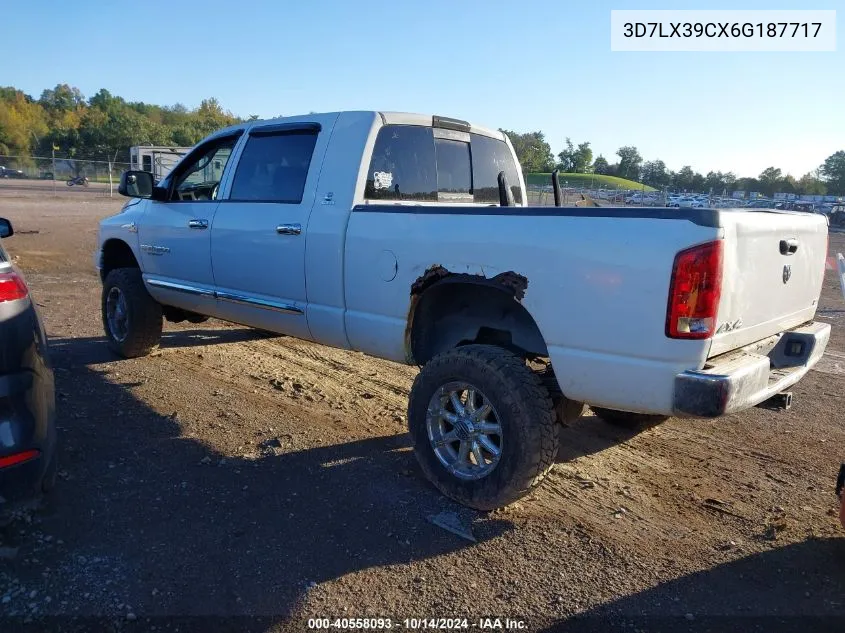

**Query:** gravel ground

left=0, top=189, right=844, bottom=632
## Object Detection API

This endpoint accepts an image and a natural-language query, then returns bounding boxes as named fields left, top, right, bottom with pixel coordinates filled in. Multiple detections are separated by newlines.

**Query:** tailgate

left=709, top=209, right=828, bottom=358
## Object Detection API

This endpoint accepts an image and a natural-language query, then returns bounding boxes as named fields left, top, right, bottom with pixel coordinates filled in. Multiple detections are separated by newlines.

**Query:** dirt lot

left=0, top=189, right=844, bottom=632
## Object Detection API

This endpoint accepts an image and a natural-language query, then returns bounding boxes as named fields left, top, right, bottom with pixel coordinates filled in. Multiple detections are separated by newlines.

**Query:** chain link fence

left=0, top=154, right=131, bottom=197
left=1, top=153, right=735, bottom=208
left=526, top=184, right=672, bottom=207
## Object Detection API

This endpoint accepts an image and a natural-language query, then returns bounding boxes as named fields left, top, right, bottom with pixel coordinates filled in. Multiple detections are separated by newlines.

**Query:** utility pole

left=108, top=149, right=118, bottom=197
left=51, top=143, right=58, bottom=197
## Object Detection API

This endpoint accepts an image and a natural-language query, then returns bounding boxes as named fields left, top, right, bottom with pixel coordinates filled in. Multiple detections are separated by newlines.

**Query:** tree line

left=1, top=84, right=842, bottom=196
left=0, top=83, right=245, bottom=164
left=500, top=129, right=845, bottom=196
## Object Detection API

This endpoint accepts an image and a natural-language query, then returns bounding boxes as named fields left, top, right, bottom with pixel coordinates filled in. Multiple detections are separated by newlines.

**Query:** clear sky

left=1, top=0, right=841, bottom=178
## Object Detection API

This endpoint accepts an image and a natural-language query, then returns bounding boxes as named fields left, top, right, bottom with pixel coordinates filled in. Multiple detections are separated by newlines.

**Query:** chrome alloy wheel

left=106, top=286, right=129, bottom=343
left=425, top=382, right=503, bottom=480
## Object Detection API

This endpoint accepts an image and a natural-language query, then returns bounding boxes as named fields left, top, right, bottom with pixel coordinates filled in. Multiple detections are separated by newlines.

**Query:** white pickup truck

left=96, top=111, right=831, bottom=510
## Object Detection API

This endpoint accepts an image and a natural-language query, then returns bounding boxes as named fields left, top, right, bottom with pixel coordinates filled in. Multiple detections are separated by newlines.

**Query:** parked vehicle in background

left=744, top=199, right=775, bottom=209
left=668, top=196, right=699, bottom=208
left=97, top=111, right=831, bottom=510
left=0, top=217, right=57, bottom=518
left=130, top=145, right=191, bottom=182
left=0, top=166, right=25, bottom=179
left=627, top=192, right=659, bottom=205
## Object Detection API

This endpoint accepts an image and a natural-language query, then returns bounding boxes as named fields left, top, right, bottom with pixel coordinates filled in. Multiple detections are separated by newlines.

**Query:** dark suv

left=0, top=217, right=57, bottom=516
left=0, top=166, right=25, bottom=179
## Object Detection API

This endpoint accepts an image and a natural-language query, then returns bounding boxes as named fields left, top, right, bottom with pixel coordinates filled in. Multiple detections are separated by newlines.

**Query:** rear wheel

left=590, top=406, right=668, bottom=430
left=536, top=365, right=585, bottom=426
left=407, top=345, right=558, bottom=510
left=102, top=268, right=162, bottom=358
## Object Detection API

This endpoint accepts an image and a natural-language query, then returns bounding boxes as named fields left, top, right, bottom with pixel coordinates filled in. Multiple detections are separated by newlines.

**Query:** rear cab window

left=364, top=123, right=523, bottom=205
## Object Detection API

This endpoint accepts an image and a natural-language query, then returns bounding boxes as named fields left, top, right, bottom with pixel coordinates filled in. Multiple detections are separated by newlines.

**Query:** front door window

left=171, top=138, right=238, bottom=201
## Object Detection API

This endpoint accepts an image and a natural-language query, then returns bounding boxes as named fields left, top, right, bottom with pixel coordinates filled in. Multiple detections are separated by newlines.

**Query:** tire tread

left=102, top=268, right=162, bottom=358
left=408, top=344, right=557, bottom=510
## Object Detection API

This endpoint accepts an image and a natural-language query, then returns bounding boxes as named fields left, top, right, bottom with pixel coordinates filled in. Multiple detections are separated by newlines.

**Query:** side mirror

left=0, top=217, right=12, bottom=239
left=118, top=170, right=155, bottom=198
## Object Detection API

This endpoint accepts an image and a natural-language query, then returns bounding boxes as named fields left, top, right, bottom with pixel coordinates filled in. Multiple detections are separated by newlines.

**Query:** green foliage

left=820, top=151, right=845, bottom=195
left=735, top=176, right=760, bottom=193
left=500, top=129, right=555, bottom=173
left=758, top=166, right=783, bottom=196
left=572, top=142, right=592, bottom=173
left=0, top=87, right=49, bottom=155
left=592, top=154, right=610, bottom=175
left=615, top=146, right=642, bottom=181
left=641, top=159, right=669, bottom=189
left=526, top=172, right=656, bottom=191
left=798, top=172, right=826, bottom=195
left=556, top=138, right=574, bottom=172
left=0, top=83, right=241, bottom=162
left=556, top=138, right=592, bottom=173
left=703, top=171, right=735, bottom=195
left=671, top=166, right=693, bottom=191
left=39, top=84, right=84, bottom=112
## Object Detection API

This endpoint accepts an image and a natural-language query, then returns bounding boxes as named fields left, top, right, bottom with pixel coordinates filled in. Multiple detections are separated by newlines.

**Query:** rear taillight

left=0, top=449, right=39, bottom=469
left=0, top=271, right=29, bottom=303
left=666, top=240, right=723, bottom=339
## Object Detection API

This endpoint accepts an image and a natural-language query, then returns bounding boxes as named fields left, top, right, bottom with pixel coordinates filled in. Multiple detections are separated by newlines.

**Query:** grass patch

left=526, top=172, right=656, bottom=191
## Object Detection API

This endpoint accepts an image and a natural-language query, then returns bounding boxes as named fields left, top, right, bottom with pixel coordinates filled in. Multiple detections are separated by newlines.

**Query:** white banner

left=611, top=10, right=836, bottom=52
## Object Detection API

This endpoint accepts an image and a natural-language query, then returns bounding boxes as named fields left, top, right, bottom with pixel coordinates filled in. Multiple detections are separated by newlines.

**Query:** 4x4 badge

left=783, top=264, right=792, bottom=284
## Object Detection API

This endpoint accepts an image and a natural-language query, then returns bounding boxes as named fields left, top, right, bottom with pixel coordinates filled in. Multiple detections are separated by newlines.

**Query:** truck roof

left=213, top=111, right=506, bottom=142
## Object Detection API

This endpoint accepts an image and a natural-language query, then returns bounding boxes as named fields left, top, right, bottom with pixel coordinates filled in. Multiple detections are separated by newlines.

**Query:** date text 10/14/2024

left=307, top=618, right=528, bottom=630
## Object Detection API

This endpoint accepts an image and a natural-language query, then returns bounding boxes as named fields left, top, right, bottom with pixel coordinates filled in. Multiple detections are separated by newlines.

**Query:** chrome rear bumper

left=673, top=321, right=831, bottom=418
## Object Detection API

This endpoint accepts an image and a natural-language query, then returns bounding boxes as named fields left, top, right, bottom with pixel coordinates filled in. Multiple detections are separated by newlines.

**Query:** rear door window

left=230, top=130, right=318, bottom=203
left=365, top=126, right=437, bottom=201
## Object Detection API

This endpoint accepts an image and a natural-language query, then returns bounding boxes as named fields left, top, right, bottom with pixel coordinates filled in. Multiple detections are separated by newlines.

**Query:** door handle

left=276, top=223, right=302, bottom=235
left=779, top=238, right=799, bottom=255
left=188, top=219, right=209, bottom=229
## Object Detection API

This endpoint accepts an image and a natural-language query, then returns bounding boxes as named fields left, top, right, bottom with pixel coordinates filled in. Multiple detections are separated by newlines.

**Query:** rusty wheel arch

left=405, top=265, right=546, bottom=365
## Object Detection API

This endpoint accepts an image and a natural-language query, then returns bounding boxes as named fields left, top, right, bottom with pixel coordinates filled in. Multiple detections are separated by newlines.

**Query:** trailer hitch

left=756, top=391, right=793, bottom=411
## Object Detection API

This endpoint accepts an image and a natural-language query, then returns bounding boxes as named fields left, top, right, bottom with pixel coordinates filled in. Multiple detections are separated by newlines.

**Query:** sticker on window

left=373, top=171, right=393, bottom=190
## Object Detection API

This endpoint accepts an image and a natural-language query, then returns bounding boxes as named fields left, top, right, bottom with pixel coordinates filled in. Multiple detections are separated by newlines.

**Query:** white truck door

left=210, top=115, right=337, bottom=340
left=138, top=132, right=242, bottom=315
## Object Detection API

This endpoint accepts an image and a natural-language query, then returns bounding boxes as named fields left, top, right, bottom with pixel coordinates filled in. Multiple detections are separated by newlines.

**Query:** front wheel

left=407, top=345, right=558, bottom=510
left=102, top=268, right=163, bottom=358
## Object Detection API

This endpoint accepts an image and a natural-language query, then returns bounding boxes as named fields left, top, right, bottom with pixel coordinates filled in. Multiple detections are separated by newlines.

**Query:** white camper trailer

left=129, top=145, right=190, bottom=181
